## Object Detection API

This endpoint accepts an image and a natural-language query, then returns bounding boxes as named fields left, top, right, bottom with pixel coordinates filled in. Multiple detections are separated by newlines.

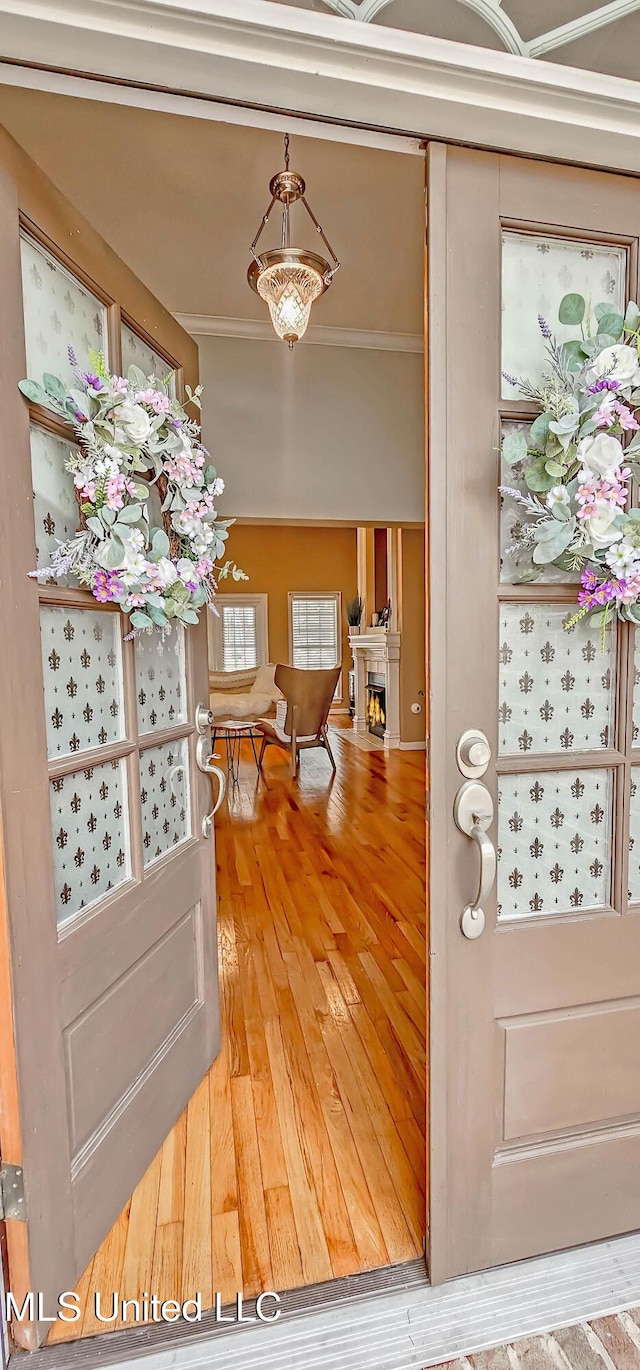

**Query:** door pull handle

left=453, top=780, right=496, bottom=940
left=195, top=732, right=226, bottom=837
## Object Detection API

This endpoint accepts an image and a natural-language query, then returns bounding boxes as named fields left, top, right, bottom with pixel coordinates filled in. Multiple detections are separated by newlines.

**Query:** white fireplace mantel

left=349, top=631, right=400, bottom=749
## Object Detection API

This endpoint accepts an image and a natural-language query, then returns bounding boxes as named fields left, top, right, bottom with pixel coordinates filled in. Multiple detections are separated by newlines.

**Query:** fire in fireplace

left=367, top=672, right=386, bottom=738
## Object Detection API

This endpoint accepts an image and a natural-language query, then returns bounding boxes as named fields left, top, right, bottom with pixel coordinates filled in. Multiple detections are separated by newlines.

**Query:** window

left=209, top=595, right=268, bottom=673
left=288, top=593, right=341, bottom=689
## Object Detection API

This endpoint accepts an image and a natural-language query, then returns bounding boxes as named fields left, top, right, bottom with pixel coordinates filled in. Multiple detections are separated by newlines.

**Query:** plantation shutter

left=291, top=596, right=339, bottom=669
left=222, top=604, right=258, bottom=671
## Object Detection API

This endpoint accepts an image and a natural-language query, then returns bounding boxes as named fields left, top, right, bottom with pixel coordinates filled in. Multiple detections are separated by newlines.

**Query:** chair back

left=274, top=664, right=340, bottom=739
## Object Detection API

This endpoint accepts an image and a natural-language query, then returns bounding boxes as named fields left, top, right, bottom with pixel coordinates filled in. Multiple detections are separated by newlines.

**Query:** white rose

left=117, top=402, right=153, bottom=447
left=151, top=557, right=178, bottom=589
left=576, top=431, right=625, bottom=478
left=177, top=558, right=198, bottom=583
left=590, top=344, right=640, bottom=390
left=582, top=498, right=624, bottom=551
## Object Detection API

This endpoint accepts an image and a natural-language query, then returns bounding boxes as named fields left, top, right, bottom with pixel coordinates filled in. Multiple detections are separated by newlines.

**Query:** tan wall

left=218, top=523, right=358, bottom=700
left=399, top=528, right=427, bottom=746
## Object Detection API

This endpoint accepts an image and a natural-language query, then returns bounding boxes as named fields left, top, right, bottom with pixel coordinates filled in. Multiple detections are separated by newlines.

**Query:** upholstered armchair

left=209, top=663, right=282, bottom=722
left=256, top=664, right=340, bottom=779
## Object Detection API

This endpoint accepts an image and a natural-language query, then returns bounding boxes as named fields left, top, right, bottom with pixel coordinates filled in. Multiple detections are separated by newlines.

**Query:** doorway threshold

left=14, top=1232, right=640, bottom=1370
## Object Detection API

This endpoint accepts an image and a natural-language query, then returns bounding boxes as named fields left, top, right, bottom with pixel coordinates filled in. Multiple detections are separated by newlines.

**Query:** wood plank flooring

left=48, top=724, right=426, bottom=1343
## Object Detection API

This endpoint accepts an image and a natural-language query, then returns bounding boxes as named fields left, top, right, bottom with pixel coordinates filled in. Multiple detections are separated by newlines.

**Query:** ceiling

left=0, top=87, right=425, bottom=334
left=270, top=0, right=640, bottom=80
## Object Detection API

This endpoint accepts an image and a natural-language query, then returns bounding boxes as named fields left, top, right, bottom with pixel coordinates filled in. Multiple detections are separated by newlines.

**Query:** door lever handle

left=195, top=734, right=226, bottom=837
left=453, top=781, right=496, bottom=940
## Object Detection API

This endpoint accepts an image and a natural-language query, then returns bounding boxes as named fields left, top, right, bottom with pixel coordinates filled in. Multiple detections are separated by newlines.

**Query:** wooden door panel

left=428, top=142, right=640, bottom=1282
left=0, top=124, right=219, bottom=1346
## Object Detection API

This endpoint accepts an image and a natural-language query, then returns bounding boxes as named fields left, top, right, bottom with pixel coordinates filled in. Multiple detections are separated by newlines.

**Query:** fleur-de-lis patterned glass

left=498, top=604, right=616, bottom=756
left=30, top=424, right=78, bottom=581
left=40, top=606, right=124, bottom=760
left=501, top=232, right=626, bottom=400
left=629, top=769, right=640, bottom=903
left=140, top=738, right=190, bottom=869
left=20, top=234, right=108, bottom=384
left=135, top=626, right=187, bottom=735
left=500, top=421, right=580, bottom=586
left=50, top=758, right=130, bottom=928
left=121, top=326, right=176, bottom=398
left=632, top=633, right=640, bottom=747
left=497, top=770, right=612, bottom=920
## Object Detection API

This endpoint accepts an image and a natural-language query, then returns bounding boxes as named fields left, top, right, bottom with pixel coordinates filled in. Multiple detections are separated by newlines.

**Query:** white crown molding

left=175, top=313, right=423, bottom=352
left=4, top=2, right=640, bottom=173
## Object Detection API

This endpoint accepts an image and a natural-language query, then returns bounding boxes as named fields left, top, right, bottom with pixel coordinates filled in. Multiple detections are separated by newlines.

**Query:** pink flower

left=92, top=569, right=124, bottom=603
left=113, top=376, right=128, bottom=394
left=126, top=592, right=147, bottom=608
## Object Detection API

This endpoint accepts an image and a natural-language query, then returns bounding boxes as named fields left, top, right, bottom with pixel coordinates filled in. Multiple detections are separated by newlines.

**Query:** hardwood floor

left=49, top=724, right=427, bottom=1343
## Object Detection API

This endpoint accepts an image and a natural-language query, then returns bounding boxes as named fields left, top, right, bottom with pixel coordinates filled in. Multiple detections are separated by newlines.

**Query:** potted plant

left=346, top=595, right=364, bottom=635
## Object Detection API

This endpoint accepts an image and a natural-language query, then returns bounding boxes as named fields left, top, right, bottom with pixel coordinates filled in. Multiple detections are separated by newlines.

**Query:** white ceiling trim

left=528, top=0, right=640, bottom=57
left=324, top=0, right=640, bottom=61
left=176, top=313, right=424, bottom=351
left=4, top=2, right=640, bottom=173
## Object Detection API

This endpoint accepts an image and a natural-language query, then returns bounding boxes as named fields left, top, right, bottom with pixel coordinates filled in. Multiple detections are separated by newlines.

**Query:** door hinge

left=0, top=1164, right=26, bottom=1221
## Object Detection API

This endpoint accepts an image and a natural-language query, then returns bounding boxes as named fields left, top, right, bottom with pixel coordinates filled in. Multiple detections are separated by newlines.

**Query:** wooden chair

left=257, top=664, right=340, bottom=779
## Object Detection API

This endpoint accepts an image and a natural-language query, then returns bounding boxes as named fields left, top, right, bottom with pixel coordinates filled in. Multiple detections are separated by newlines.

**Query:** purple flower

left=68, top=345, right=78, bottom=368
left=84, top=373, right=102, bottom=391
left=588, top=379, right=619, bottom=393
left=92, top=569, right=124, bottom=604
left=502, top=371, right=519, bottom=388
left=577, top=567, right=617, bottom=609
left=538, top=314, right=552, bottom=340
left=75, top=410, right=86, bottom=422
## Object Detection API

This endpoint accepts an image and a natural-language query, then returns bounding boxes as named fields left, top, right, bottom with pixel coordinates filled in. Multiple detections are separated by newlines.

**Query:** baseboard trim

left=399, top=740, right=427, bottom=751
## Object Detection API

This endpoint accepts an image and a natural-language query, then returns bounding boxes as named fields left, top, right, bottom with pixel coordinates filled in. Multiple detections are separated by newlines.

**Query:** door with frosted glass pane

left=0, top=132, right=219, bottom=1347
left=427, top=144, right=640, bottom=1283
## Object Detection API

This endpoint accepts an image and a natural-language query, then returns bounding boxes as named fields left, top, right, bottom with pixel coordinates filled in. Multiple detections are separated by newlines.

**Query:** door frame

left=1, top=10, right=639, bottom=1357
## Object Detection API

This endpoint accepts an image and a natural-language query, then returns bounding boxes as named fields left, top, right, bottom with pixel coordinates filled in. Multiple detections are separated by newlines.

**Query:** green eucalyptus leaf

left=595, top=302, right=612, bottom=321
left=532, top=521, right=575, bottom=564
left=147, top=605, right=169, bottom=627
left=106, top=537, right=125, bottom=569
left=529, top=413, right=551, bottom=450
left=594, top=333, right=617, bottom=350
left=545, top=459, right=566, bottom=478
left=42, top=373, right=68, bottom=403
left=625, top=301, right=640, bottom=332
left=558, top=293, right=585, bottom=326
left=151, top=528, right=170, bottom=558
left=116, top=504, right=143, bottom=525
left=86, top=517, right=105, bottom=538
left=525, top=457, right=555, bottom=493
left=18, top=379, right=53, bottom=408
left=102, top=507, right=117, bottom=527
left=127, top=364, right=147, bottom=391
left=561, top=340, right=585, bottom=372
left=130, top=610, right=153, bottom=629
left=180, top=609, right=199, bottom=625
left=204, top=464, right=218, bottom=485
left=596, top=312, right=624, bottom=340
left=501, top=429, right=528, bottom=466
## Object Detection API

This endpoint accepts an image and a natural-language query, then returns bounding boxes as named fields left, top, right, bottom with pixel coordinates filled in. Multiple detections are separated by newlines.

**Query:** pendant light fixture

left=248, top=134, right=340, bottom=349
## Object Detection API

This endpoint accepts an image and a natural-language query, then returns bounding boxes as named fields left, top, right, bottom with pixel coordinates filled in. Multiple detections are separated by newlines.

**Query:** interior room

left=0, top=86, right=427, bottom=1344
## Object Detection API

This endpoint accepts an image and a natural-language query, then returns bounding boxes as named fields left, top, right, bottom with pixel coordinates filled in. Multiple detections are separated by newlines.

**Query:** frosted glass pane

left=20, top=234, right=108, bottom=384
left=500, top=420, right=580, bottom=585
left=498, top=604, right=616, bottom=756
left=135, top=626, right=187, bottom=735
left=629, top=769, right=640, bottom=902
left=632, top=633, right=640, bottom=748
left=501, top=232, right=626, bottom=399
left=30, top=424, right=78, bottom=582
left=40, top=606, right=124, bottom=759
left=140, top=738, right=191, bottom=868
left=51, top=758, right=130, bottom=928
left=498, top=769, right=612, bottom=921
left=121, top=326, right=176, bottom=396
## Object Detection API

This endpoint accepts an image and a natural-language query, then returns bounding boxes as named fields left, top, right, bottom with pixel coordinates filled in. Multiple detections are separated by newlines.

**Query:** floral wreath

left=500, top=295, right=640, bottom=643
left=21, top=348, right=246, bottom=634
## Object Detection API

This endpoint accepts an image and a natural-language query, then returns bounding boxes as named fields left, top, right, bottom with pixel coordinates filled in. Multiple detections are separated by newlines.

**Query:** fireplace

left=367, top=672, right=386, bottom=738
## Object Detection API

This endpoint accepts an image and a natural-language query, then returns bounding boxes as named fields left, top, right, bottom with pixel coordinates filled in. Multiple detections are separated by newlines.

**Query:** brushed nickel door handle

left=195, top=716, right=226, bottom=836
left=454, top=780, right=496, bottom=940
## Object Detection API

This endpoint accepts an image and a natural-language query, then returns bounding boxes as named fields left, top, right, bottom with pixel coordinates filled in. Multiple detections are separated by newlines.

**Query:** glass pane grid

left=20, top=233, right=108, bottom=384
left=140, top=738, right=191, bottom=869
left=51, top=757, right=131, bottom=929
left=135, top=625, right=187, bottom=735
left=40, top=605, right=125, bottom=760
left=498, top=603, right=617, bottom=758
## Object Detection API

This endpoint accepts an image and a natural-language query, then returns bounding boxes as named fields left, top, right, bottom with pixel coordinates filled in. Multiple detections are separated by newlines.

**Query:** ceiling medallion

left=248, top=134, right=340, bottom=348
